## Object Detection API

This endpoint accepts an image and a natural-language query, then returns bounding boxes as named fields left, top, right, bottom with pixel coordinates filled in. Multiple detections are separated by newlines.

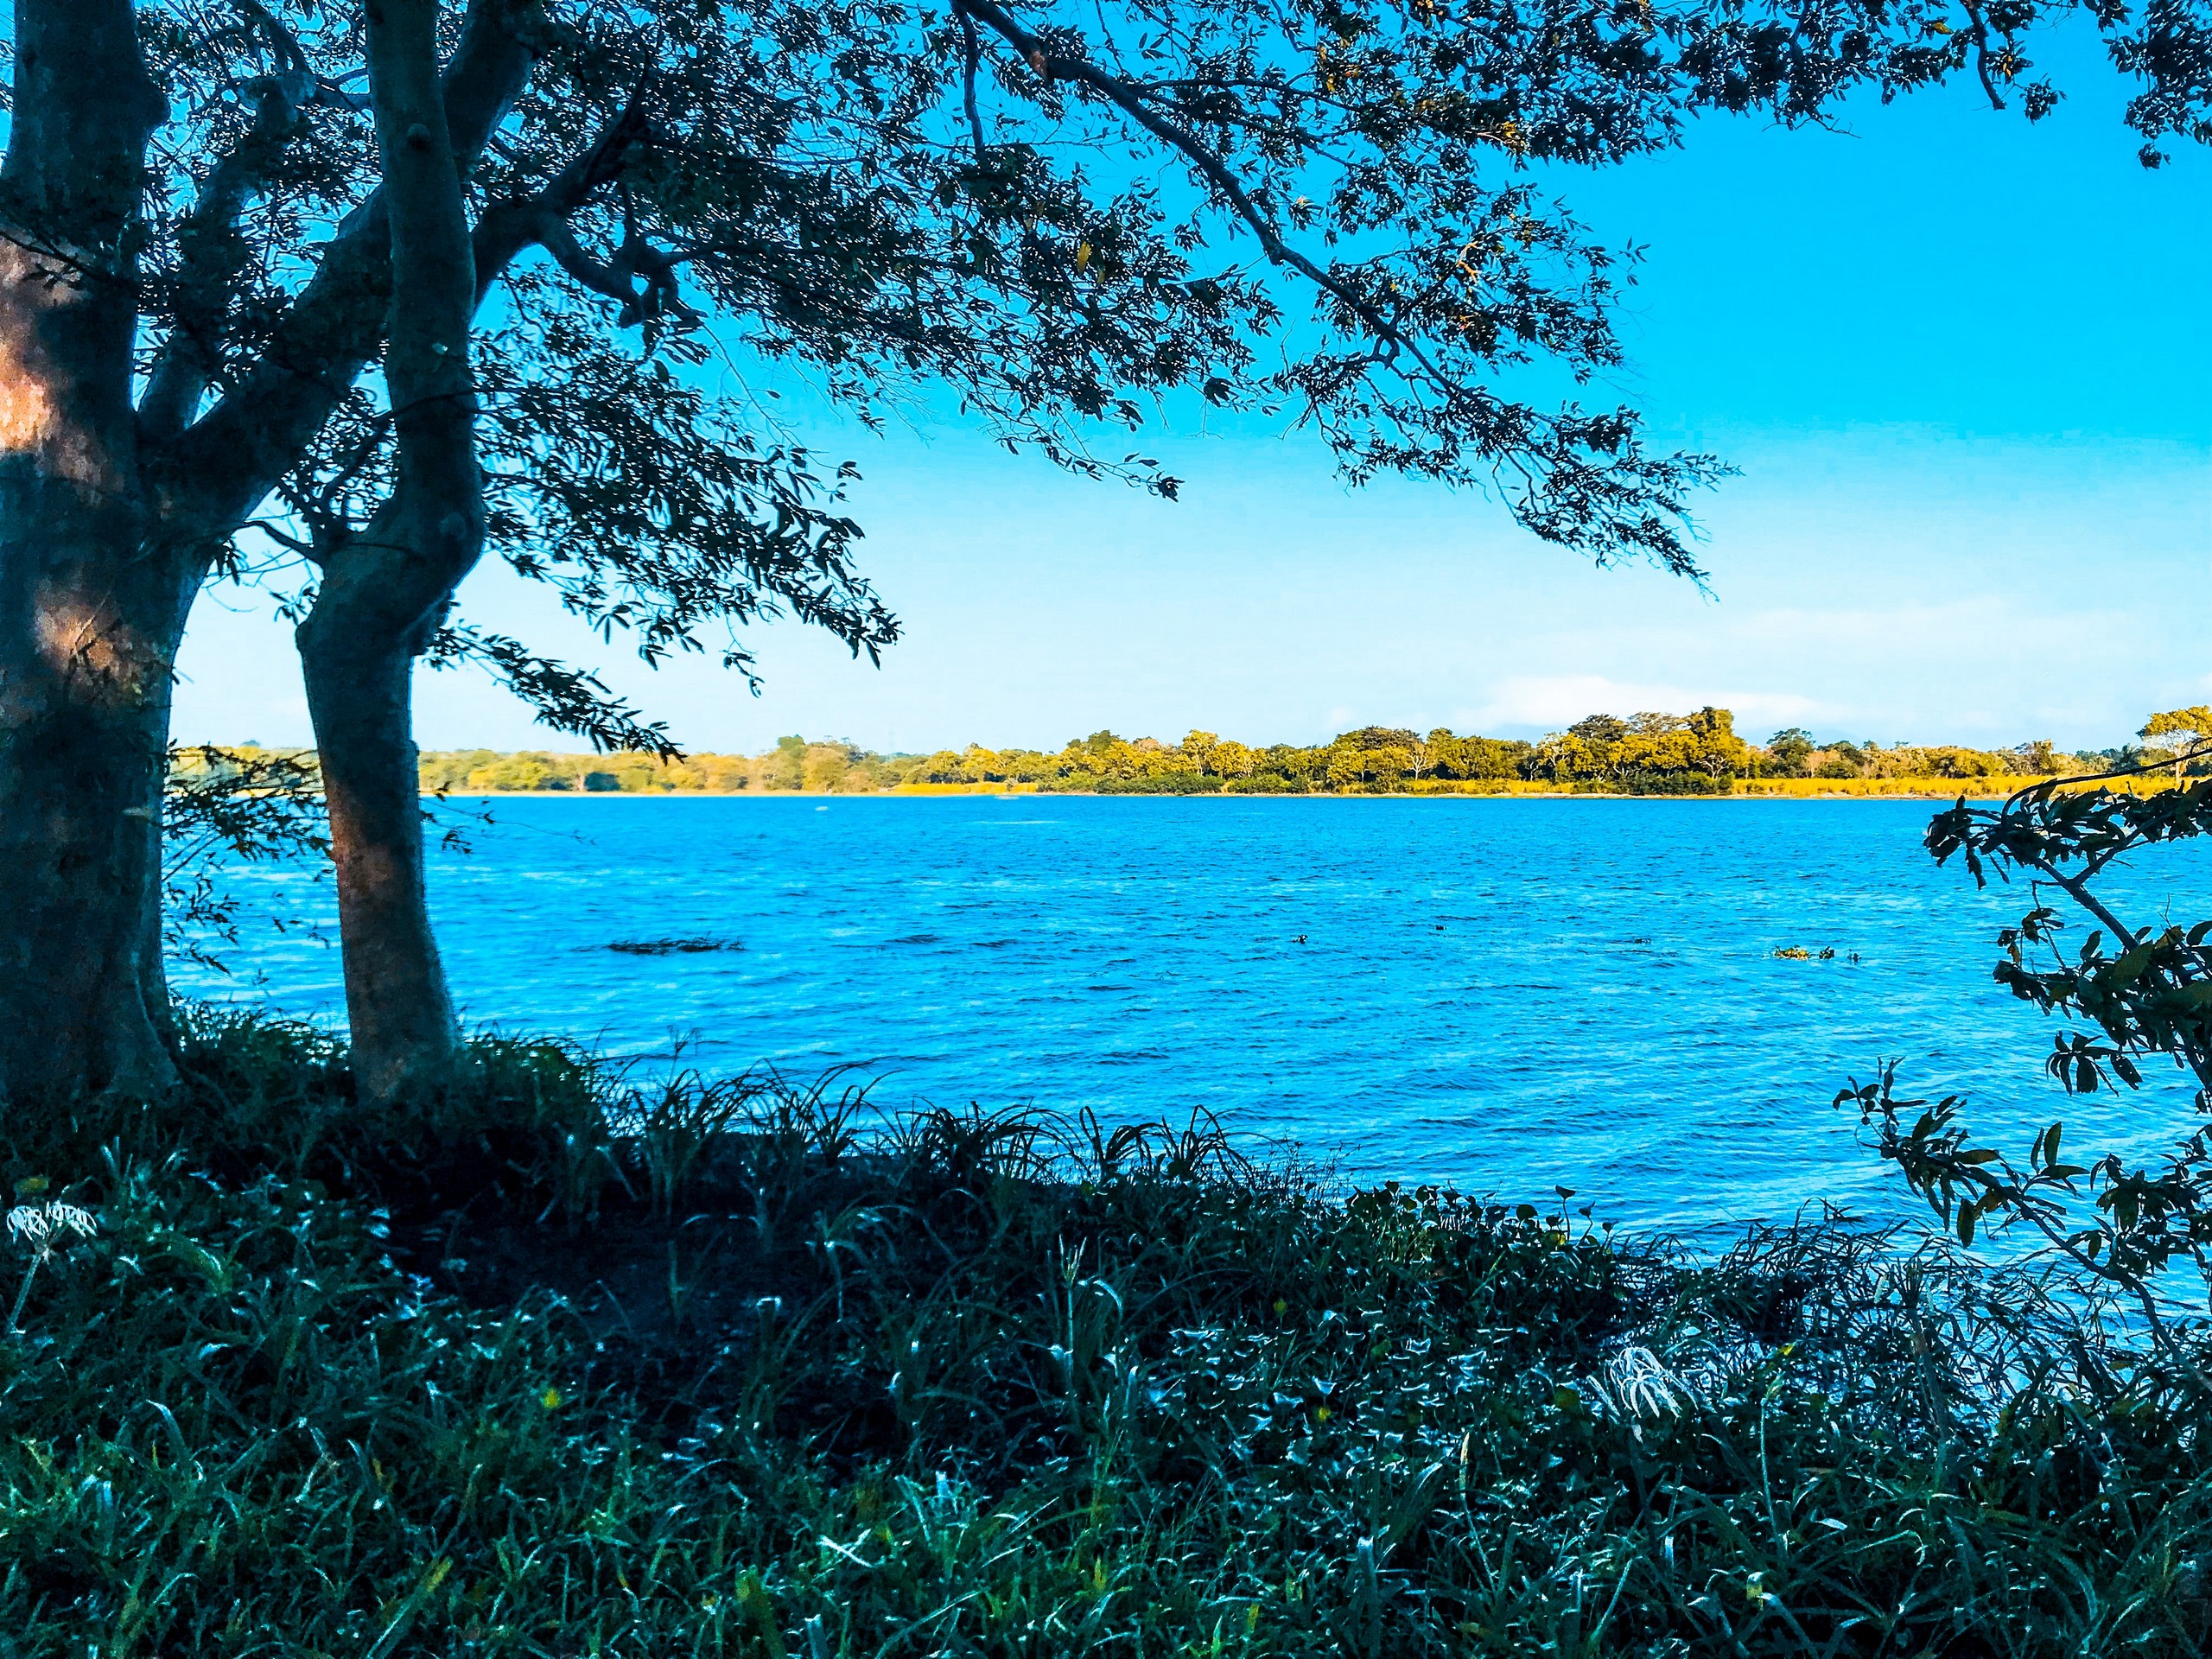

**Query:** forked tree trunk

left=300, top=0, right=487, bottom=1106
left=0, top=3, right=177, bottom=1105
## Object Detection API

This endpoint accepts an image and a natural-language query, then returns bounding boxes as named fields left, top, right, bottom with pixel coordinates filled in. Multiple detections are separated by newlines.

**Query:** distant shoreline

left=404, top=721, right=2133, bottom=802
left=425, top=781, right=2058, bottom=803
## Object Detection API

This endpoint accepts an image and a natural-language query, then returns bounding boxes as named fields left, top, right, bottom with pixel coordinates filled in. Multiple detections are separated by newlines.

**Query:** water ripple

left=175, top=796, right=2212, bottom=1230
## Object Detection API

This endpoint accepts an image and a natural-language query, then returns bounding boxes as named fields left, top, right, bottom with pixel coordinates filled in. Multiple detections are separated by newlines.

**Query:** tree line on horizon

left=389, top=708, right=2187, bottom=797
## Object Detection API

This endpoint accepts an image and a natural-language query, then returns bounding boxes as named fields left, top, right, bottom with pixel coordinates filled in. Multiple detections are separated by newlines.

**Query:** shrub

left=3, top=1008, right=2209, bottom=1652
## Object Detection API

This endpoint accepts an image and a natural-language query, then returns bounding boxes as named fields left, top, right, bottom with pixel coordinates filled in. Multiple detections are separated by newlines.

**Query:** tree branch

left=164, top=0, right=536, bottom=537
left=3, top=0, right=166, bottom=239
left=142, top=79, right=309, bottom=439
left=499, top=203, right=641, bottom=308
left=424, top=624, right=681, bottom=757
left=466, top=91, right=683, bottom=322
left=278, top=409, right=393, bottom=558
left=229, top=0, right=312, bottom=78
left=956, top=3, right=988, bottom=161
left=2032, top=861, right=2145, bottom=952
left=952, top=0, right=1437, bottom=389
left=327, top=0, right=484, bottom=644
left=1961, top=0, right=2008, bottom=111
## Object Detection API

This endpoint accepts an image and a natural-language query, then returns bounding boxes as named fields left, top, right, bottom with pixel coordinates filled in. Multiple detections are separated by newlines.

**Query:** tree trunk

left=0, top=0, right=177, bottom=1105
left=298, top=594, right=457, bottom=1105
left=297, top=0, right=487, bottom=1108
left=0, top=530, right=191, bottom=1103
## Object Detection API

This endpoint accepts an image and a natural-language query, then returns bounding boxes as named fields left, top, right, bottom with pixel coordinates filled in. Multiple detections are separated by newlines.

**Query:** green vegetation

left=408, top=708, right=2168, bottom=797
left=1842, top=744, right=2212, bottom=1351
left=7, top=1005, right=2211, bottom=1655
left=416, top=735, right=901, bottom=797
left=16, top=0, right=2207, bottom=1108
left=60, top=727, right=2212, bottom=1655
left=162, top=747, right=328, bottom=968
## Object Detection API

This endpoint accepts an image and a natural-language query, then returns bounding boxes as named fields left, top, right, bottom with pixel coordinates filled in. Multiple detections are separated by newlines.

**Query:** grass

left=1731, top=775, right=2141, bottom=800
left=4, top=1008, right=2211, bottom=1655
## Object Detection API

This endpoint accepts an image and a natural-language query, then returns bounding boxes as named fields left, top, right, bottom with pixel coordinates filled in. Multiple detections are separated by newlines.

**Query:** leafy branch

left=1844, top=749, right=2212, bottom=1361
left=1927, top=750, right=2212, bottom=1101
left=1834, top=1066, right=2212, bottom=1347
left=162, top=743, right=331, bottom=973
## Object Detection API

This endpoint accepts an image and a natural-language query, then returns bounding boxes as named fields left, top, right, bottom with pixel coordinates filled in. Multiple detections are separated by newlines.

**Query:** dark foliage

left=3, top=1008, right=2210, bottom=1651
left=70, top=0, right=2210, bottom=748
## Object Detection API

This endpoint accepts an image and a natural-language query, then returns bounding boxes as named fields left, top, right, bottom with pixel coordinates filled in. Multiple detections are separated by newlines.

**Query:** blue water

left=175, top=797, right=2212, bottom=1231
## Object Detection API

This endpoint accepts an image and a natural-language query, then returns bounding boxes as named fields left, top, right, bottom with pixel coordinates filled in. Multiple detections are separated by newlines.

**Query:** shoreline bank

left=424, top=776, right=2088, bottom=803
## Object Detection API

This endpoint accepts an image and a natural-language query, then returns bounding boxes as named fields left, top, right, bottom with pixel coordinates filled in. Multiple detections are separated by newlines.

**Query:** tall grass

left=1733, top=774, right=2171, bottom=800
left=3, top=1007, right=2208, bottom=1654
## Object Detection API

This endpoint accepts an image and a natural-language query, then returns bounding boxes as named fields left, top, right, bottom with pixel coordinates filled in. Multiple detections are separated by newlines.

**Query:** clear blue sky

left=174, top=23, right=2211, bottom=754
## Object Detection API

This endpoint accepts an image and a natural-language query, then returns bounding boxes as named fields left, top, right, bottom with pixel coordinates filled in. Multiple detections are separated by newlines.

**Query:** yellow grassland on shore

left=1733, top=773, right=2172, bottom=799
left=402, top=766, right=2179, bottom=801
left=887, top=774, right=2175, bottom=801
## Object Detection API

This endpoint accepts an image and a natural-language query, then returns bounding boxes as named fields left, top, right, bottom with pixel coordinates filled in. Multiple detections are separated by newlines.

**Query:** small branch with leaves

left=163, top=742, right=330, bottom=974
left=1843, top=748, right=2212, bottom=1365
left=1834, top=1066, right=2211, bottom=1350
left=1927, top=751, right=2212, bottom=1103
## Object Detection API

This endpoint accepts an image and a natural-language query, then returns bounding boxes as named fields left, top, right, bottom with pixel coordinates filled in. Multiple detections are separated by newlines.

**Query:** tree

left=5, top=0, right=2207, bottom=1104
left=1426, top=729, right=1528, bottom=781
left=1683, top=704, right=1747, bottom=781
left=1531, top=705, right=1745, bottom=791
left=800, top=743, right=851, bottom=791
left=0, top=3, right=175, bottom=1101
left=2139, top=706, right=2212, bottom=782
left=1767, top=727, right=1815, bottom=776
left=764, top=736, right=806, bottom=791
left=294, top=0, right=489, bottom=1102
left=1181, top=730, right=1221, bottom=776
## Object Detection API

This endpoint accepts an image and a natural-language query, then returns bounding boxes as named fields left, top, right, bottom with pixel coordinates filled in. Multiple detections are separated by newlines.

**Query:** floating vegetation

left=1773, top=944, right=1838, bottom=960
left=604, top=938, right=742, bottom=956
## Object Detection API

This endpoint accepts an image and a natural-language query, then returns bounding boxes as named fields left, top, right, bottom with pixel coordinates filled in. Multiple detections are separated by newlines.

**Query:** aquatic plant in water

left=604, top=938, right=743, bottom=955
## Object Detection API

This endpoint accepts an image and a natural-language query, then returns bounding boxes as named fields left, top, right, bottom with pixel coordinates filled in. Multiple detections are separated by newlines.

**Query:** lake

left=173, top=795, right=2212, bottom=1233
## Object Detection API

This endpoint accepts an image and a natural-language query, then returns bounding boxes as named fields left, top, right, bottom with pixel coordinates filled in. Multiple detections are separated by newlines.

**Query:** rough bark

left=0, top=506, right=194, bottom=1104
left=298, top=561, right=458, bottom=1107
left=296, top=0, right=487, bottom=1105
left=0, top=0, right=181, bottom=1103
left=0, top=0, right=541, bottom=1104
